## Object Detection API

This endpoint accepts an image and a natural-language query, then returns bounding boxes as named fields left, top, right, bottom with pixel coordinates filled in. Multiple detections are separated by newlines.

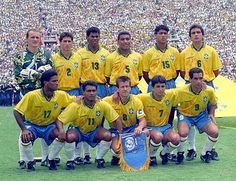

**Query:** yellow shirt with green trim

left=76, top=46, right=110, bottom=84
left=103, top=95, right=145, bottom=129
left=176, top=84, right=217, bottom=116
left=105, top=50, right=143, bottom=86
left=137, top=90, right=177, bottom=126
left=58, top=100, right=119, bottom=133
left=180, top=44, right=222, bottom=81
left=52, top=52, right=82, bottom=90
left=142, top=44, right=180, bottom=80
left=14, top=89, right=75, bottom=126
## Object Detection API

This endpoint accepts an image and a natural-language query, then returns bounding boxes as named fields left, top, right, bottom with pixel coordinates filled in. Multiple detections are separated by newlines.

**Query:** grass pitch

left=0, top=107, right=236, bottom=181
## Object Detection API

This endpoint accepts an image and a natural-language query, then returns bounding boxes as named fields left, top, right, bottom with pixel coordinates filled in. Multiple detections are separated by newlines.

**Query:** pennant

left=119, top=132, right=150, bottom=171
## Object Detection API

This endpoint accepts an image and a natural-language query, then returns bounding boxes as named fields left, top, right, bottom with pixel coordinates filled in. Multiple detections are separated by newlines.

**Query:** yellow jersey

left=58, top=100, right=119, bottom=133
left=142, top=45, right=180, bottom=80
left=76, top=46, right=110, bottom=83
left=52, top=52, right=82, bottom=90
left=137, top=90, right=177, bottom=126
left=14, top=89, right=75, bottom=125
left=180, top=44, right=222, bottom=81
left=103, top=95, right=145, bottom=129
left=176, top=84, right=217, bottom=116
left=105, top=50, right=142, bottom=86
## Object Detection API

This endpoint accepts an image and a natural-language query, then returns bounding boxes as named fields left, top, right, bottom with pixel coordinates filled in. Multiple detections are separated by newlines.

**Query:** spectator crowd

left=0, top=0, right=235, bottom=105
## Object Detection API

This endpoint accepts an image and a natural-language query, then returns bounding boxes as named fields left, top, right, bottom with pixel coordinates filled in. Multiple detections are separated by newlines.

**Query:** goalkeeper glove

left=37, top=64, right=52, bottom=73
left=20, top=69, right=41, bottom=79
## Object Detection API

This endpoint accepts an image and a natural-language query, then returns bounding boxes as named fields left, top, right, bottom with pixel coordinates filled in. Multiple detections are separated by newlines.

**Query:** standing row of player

left=13, top=24, right=222, bottom=171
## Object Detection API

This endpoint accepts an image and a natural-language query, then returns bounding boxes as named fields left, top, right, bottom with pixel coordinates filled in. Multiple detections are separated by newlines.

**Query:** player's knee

left=150, top=131, right=163, bottom=144
left=66, top=130, right=78, bottom=143
left=171, top=134, right=180, bottom=146
left=103, top=131, right=112, bottom=142
left=207, top=125, right=219, bottom=138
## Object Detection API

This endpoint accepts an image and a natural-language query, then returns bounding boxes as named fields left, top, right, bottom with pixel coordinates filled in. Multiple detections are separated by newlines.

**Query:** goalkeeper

left=13, top=29, right=53, bottom=97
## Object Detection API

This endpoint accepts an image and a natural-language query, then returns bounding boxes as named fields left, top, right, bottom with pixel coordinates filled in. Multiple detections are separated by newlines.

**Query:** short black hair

left=116, top=76, right=131, bottom=88
left=189, top=67, right=204, bottom=79
left=117, top=31, right=131, bottom=40
left=86, top=27, right=100, bottom=37
left=154, top=25, right=169, bottom=35
left=40, top=70, right=57, bottom=87
left=82, top=80, right=97, bottom=91
left=189, top=24, right=204, bottom=37
left=151, top=75, right=166, bottom=87
left=59, top=32, right=73, bottom=42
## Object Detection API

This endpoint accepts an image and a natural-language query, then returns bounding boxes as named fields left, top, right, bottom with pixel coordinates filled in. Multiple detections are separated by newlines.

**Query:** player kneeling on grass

left=137, top=75, right=180, bottom=166
left=13, top=70, right=76, bottom=171
left=98, top=76, right=148, bottom=167
left=176, top=68, right=219, bottom=164
left=49, top=80, right=122, bottom=170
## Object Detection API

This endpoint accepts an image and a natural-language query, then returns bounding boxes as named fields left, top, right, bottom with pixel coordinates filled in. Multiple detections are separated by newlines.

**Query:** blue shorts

left=109, top=85, right=141, bottom=95
left=66, top=88, right=82, bottom=96
left=74, top=126, right=102, bottom=148
left=25, top=121, right=56, bottom=146
left=147, top=124, right=172, bottom=136
left=177, top=110, right=212, bottom=134
left=110, top=124, right=138, bottom=137
left=148, top=79, right=176, bottom=92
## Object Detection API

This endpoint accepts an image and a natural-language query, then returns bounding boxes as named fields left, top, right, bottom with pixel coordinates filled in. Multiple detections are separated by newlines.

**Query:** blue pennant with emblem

left=119, top=132, right=150, bottom=171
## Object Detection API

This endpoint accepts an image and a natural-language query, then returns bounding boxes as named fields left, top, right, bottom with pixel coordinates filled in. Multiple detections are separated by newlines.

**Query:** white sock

left=48, top=139, right=64, bottom=160
left=96, top=141, right=111, bottom=159
left=150, top=139, right=161, bottom=157
left=40, top=139, right=49, bottom=161
left=64, top=142, right=75, bottom=161
left=161, top=142, right=179, bottom=155
left=18, top=134, right=27, bottom=161
left=177, top=136, right=188, bottom=153
left=83, top=142, right=90, bottom=156
left=188, top=126, right=196, bottom=151
left=201, top=136, right=218, bottom=155
left=75, top=142, right=82, bottom=158
left=21, top=142, right=34, bottom=162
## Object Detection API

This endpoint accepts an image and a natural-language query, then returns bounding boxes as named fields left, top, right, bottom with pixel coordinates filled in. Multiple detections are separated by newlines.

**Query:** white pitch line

left=219, top=126, right=236, bottom=130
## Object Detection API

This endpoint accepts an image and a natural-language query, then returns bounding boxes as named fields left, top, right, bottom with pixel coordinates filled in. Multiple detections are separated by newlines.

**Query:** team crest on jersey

left=100, top=55, right=105, bottom=61
left=165, top=100, right=170, bottom=106
left=137, top=109, right=143, bottom=116
left=96, top=111, right=101, bottom=117
left=170, top=55, right=174, bottom=61
left=74, top=62, right=78, bottom=68
left=203, top=96, right=208, bottom=103
left=204, top=53, right=209, bottom=59
left=129, top=108, right=134, bottom=114
left=132, top=59, right=138, bottom=65
left=54, top=103, right=58, bottom=109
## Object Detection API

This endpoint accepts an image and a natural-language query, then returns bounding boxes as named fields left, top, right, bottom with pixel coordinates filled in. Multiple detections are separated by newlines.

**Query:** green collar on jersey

left=154, top=43, right=168, bottom=53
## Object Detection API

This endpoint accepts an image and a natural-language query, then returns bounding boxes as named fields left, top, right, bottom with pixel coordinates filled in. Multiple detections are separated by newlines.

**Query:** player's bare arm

left=55, top=119, right=66, bottom=141
left=13, top=110, right=33, bottom=143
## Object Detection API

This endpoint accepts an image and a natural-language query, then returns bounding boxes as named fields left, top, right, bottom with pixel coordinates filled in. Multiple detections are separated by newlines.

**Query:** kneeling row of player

left=14, top=68, right=219, bottom=171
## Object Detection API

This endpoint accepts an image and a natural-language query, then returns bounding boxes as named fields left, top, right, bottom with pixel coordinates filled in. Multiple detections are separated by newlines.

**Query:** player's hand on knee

left=21, top=129, right=33, bottom=143
left=134, top=126, right=142, bottom=136
left=57, top=132, right=66, bottom=142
